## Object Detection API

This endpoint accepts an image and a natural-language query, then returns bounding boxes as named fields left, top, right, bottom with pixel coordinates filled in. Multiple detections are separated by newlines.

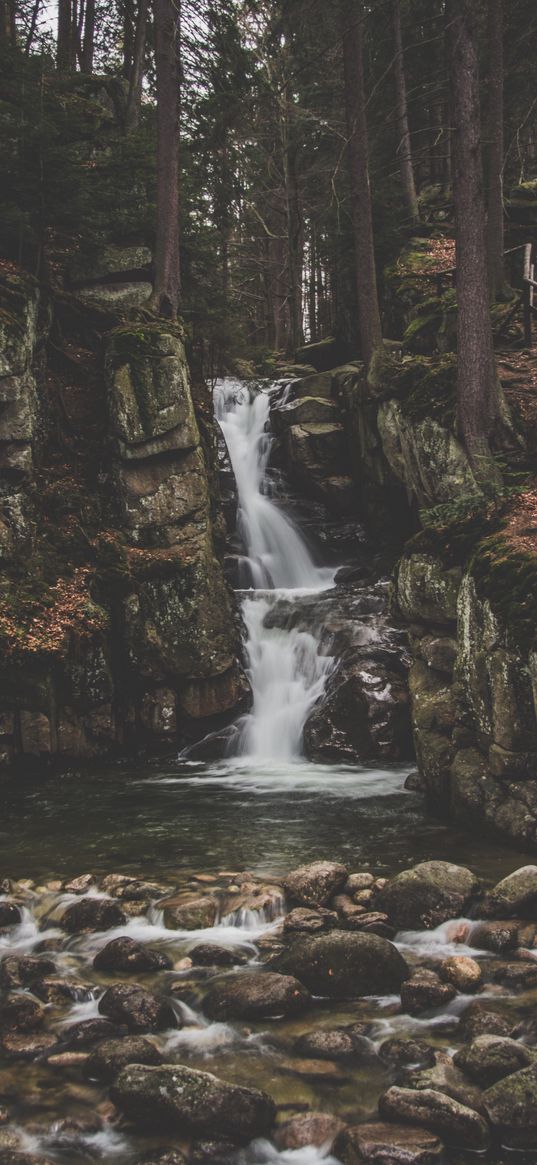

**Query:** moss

left=390, top=354, right=457, bottom=427
left=471, top=535, right=537, bottom=649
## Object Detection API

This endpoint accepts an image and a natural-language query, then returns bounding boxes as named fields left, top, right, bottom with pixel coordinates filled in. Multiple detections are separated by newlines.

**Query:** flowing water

left=1, top=379, right=536, bottom=1164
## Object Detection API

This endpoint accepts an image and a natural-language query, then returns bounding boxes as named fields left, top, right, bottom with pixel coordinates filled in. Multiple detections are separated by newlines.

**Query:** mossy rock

left=105, top=323, right=199, bottom=455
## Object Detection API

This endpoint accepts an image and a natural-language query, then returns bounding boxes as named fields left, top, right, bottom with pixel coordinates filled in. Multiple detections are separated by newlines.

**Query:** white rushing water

left=214, top=379, right=335, bottom=760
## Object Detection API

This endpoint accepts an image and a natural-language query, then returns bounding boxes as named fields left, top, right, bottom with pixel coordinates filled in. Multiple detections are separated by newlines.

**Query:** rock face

left=376, top=861, right=479, bottom=930
left=272, top=929, right=408, bottom=998
left=110, top=1064, right=276, bottom=1142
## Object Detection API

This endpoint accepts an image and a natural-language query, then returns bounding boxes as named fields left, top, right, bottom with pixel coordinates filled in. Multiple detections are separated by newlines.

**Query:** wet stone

left=59, top=897, right=126, bottom=933
left=458, top=1001, right=514, bottom=1041
left=63, top=1018, right=126, bottom=1048
left=203, top=971, right=311, bottom=1020
left=376, top=861, right=480, bottom=930
left=334, top=1121, right=445, bottom=1165
left=86, top=1036, right=164, bottom=1082
left=454, top=1035, right=534, bottom=1086
left=31, top=977, right=95, bottom=1004
left=471, top=918, right=536, bottom=953
left=379, top=1039, right=436, bottom=1069
left=188, top=944, right=249, bottom=967
left=0, top=902, right=22, bottom=927
left=272, top=929, right=408, bottom=998
left=283, top=861, right=348, bottom=907
left=437, top=955, right=482, bottom=992
left=379, top=1086, right=490, bottom=1150
left=0, top=1031, right=59, bottom=1059
left=400, top=970, right=457, bottom=1015
left=0, top=956, right=56, bottom=989
left=276, top=1112, right=346, bottom=1150
left=98, top=983, right=178, bottom=1032
left=0, top=995, right=45, bottom=1033
left=189, top=1140, right=239, bottom=1165
left=93, top=936, right=172, bottom=973
left=294, top=1023, right=373, bottom=1062
left=282, top=907, right=338, bottom=934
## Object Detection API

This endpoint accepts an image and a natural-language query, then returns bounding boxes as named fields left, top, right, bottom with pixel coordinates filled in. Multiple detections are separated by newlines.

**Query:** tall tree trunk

left=486, top=0, right=504, bottom=298
left=80, top=0, right=95, bottom=72
left=341, top=0, right=382, bottom=370
left=447, top=0, right=502, bottom=492
left=392, top=0, right=419, bottom=223
left=125, top=0, right=148, bottom=132
left=123, top=0, right=135, bottom=78
left=25, top=0, right=42, bottom=53
left=150, top=0, right=181, bottom=318
left=57, top=0, right=73, bottom=70
left=281, top=94, right=304, bottom=357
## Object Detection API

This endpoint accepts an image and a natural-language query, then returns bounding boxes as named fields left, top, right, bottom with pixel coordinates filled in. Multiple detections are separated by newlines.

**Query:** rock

left=282, top=861, right=348, bottom=907
left=188, top=1140, right=238, bottom=1164
left=282, top=907, right=338, bottom=934
left=76, top=281, right=153, bottom=311
left=0, top=902, right=21, bottom=927
left=134, top=1154, right=186, bottom=1165
left=0, top=1032, right=59, bottom=1059
left=276, top=1112, right=346, bottom=1151
left=376, top=861, right=479, bottom=930
left=437, top=955, right=482, bottom=992
left=272, top=929, right=408, bottom=998
left=280, top=1057, right=348, bottom=1083
left=60, top=897, right=127, bottom=933
left=160, top=895, right=218, bottom=930
left=0, top=955, right=56, bottom=989
left=458, top=1002, right=513, bottom=1041
left=63, top=1018, right=125, bottom=1048
left=294, top=1023, right=373, bottom=1062
left=396, top=554, right=461, bottom=625
left=401, top=970, right=457, bottom=1015
left=93, top=937, right=172, bottom=973
left=491, top=961, right=537, bottom=989
left=189, top=945, right=248, bottom=968
left=471, top=919, right=536, bottom=953
left=31, top=977, right=94, bottom=1004
left=0, top=995, right=45, bottom=1033
left=111, top=1064, right=276, bottom=1142
left=63, top=874, right=95, bottom=894
left=345, top=874, right=375, bottom=894
left=98, top=984, right=177, bottom=1032
left=334, top=1122, right=445, bottom=1165
left=203, top=971, right=311, bottom=1020
left=67, top=244, right=152, bottom=285
left=343, top=911, right=394, bottom=938
left=273, top=396, right=340, bottom=431
left=379, top=1039, right=436, bottom=1069
left=86, top=1036, right=164, bottom=1082
left=379, top=1086, right=489, bottom=1149
left=483, top=1061, right=537, bottom=1145
left=481, top=866, right=537, bottom=919
left=304, top=653, right=412, bottom=764
left=454, top=1035, right=533, bottom=1086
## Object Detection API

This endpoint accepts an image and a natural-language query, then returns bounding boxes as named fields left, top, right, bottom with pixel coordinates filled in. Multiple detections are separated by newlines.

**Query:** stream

left=1, top=379, right=537, bottom=1164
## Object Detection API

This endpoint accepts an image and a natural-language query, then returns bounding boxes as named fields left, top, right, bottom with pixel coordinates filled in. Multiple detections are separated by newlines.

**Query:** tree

left=340, top=0, right=382, bottom=370
left=150, top=0, right=181, bottom=318
left=125, top=0, right=148, bottom=130
left=486, top=0, right=504, bottom=298
left=446, top=0, right=503, bottom=492
left=392, top=0, right=419, bottom=223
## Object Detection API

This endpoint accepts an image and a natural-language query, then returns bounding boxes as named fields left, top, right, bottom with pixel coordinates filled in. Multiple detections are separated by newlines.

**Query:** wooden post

left=523, top=242, right=533, bottom=347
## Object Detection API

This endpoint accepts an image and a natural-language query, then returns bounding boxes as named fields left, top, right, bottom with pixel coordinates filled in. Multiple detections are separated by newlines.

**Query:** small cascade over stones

left=214, top=378, right=336, bottom=760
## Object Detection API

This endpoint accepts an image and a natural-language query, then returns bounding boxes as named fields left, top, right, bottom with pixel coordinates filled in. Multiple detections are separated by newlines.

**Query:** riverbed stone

left=0, top=902, right=21, bottom=927
left=0, top=955, right=56, bottom=989
left=282, top=861, right=348, bottom=907
left=334, top=1121, right=445, bottom=1165
left=272, top=929, right=408, bottom=998
left=98, top=983, right=177, bottom=1032
left=376, top=861, right=479, bottom=929
left=454, top=1035, right=534, bottom=1086
left=379, top=1038, right=436, bottom=1069
left=471, top=918, right=536, bottom=953
left=481, top=866, right=537, bottom=919
left=111, top=1064, right=276, bottom=1142
left=294, top=1023, right=373, bottom=1062
left=189, top=944, right=248, bottom=968
left=0, top=995, right=45, bottom=1033
left=86, top=1036, right=164, bottom=1082
left=401, top=970, right=456, bottom=1015
left=458, top=1001, right=513, bottom=1041
left=203, top=971, right=311, bottom=1020
left=63, top=1018, right=125, bottom=1048
left=31, top=976, right=94, bottom=1004
left=0, top=1031, right=59, bottom=1059
left=93, top=936, right=172, bottom=973
left=483, top=1061, right=537, bottom=1144
left=437, top=955, right=482, bottom=992
left=282, top=907, right=338, bottom=934
left=379, top=1086, right=489, bottom=1149
left=276, top=1111, right=346, bottom=1150
left=160, top=895, right=218, bottom=930
left=59, top=897, right=127, bottom=933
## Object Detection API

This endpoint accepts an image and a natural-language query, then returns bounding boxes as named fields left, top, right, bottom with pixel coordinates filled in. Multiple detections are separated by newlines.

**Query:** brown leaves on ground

left=0, top=567, right=107, bottom=657
left=503, top=483, right=537, bottom=560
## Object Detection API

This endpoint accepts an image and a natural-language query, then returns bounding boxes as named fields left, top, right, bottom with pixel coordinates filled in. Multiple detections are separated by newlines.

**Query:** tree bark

left=486, top=0, right=504, bottom=298
left=125, top=0, right=148, bottom=131
left=447, top=0, right=502, bottom=492
left=341, top=0, right=382, bottom=370
left=80, top=0, right=95, bottom=72
left=392, top=0, right=419, bottom=223
left=57, top=0, right=74, bottom=70
left=151, top=0, right=181, bottom=318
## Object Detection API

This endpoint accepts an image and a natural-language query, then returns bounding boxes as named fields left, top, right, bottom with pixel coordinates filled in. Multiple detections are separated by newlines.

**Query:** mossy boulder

left=376, top=861, right=479, bottom=930
left=396, top=554, right=461, bottom=625
left=68, top=245, right=152, bottom=286
left=483, top=1062, right=537, bottom=1146
left=272, top=929, right=408, bottom=998
left=377, top=400, right=477, bottom=509
left=0, top=268, right=39, bottom=377
left=454, top=1036, right=533, bottom=1087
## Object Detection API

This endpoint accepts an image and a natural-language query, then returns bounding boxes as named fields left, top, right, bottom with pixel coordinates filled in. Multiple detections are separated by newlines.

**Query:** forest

left=2, top=3, right=537, bottom=1165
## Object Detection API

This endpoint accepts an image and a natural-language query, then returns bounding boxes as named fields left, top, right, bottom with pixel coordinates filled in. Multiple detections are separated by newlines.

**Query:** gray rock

left=377, top=861, right=479, bottom=930
left=334, top=1121, right=444, bottom=1165
left=379, top=1039, right=436, bottom=1069
left=68, top=244, right=152, bottom=285
left=471, top=918, right=536, bottom=953
left=110, top=1063, right=276, bottom=1142
left=379, top=1086, right=489, bottom=1149
left=60, top=897, right=126, bottom=933
left=98, top=983, right=177, bottom=1032
left=86, top=1036, right=164, bottom=1082
left=76, top=281, right=153, bottom=310
left=481, top=866, right=537, bottom=919
left=483, top=1061, right=537, bottom=1144
left=458, top=1002, right=513, bottom=1042
left=160, top=896, right=218, bottom=930
left=203, top=971, right=311, bottom=1020
left=294, top=1023, right=373, bottom=1062
left=401, top=970, right=456, bottom=1015
left=283, top=861, right=348, bottom=907
left=276, top=1112, right=346, bottom=1150
left=93, top=936, right=172, bottom=973
left=272, top=929, right=408, bottom=998
left=282, top=907, right=338, bottom=934
left=454, top=1035, right=533, bottom=1086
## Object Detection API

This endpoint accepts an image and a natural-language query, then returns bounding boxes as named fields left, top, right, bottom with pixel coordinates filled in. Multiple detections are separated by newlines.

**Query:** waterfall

left=214, top=378, right=335, bottom=761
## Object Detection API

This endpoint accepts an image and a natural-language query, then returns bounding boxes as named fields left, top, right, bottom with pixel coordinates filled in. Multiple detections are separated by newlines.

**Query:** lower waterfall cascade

left=213, top=378, right=336, bottom=761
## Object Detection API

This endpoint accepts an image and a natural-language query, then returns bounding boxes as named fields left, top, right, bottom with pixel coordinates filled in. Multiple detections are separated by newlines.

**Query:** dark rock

left=31, top=977, right=94, bottom=1004
left=282, top=907, right=338, bottom=934
left=343, top=912, right=395, bottom=938
left=379, top=1086, right=489, bottom=1149
left=0, top=955, right=56, bottom=989
left=334, top=1121, right=445, bottom=1165
left=0, top=1031, right=59, bottom=1059
left=272, top=929, right=408, bottom=998
left=0, top=902, right=22, bottom=927
left=63, top=1018, right=125, bottom=1048
left=111, top=1063, right=276, bottom=1142
left=60, top=897, right=126, bottom=933
left=458, top=1002, right=513, bottom=1042
left=454, top=1035, right=533, bottom=1086
left=276, top=1112, right=346, bottom=1150
left=0, top=1153, right=55, bottom=1165
left=0, top=995, right=45, bottom=1033
left=203, top=971, right=311, bottom=1020
left=483, top=1061, right=537, bottom=1145
left=376, top=861, right=479, bottom=930
left=135, top=1153, right=187, bottom=1165
left=379, top=1038, right=436, bottom=1069
left=189, top=1140, right=239, bottom=1165
left=86, top=1035, right=164, bottom=1081
left=304, top=652, right=412, bottom=764
left=401, top=970, right=457, bottom=1015
left=283, top=861, right=347, bottom=907
left=93, top=937, right=172, bottom=973
left=491, top=961, right=537, bottom=989
left=98, top=983, right=177, bottom=1032
left=471, top=919, right=536, bottom=954
left=481, top=866, right=537, bottom=919
left=294, top=1024, right=373, bottom=1062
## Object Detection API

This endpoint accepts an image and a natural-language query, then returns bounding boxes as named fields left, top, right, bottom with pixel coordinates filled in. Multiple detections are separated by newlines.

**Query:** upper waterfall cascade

left=214, top=378, right=336, bottom=760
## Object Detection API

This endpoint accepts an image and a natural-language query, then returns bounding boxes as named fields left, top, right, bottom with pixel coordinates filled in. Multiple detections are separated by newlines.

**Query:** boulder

left=189, top=945, right=248, bottom=968
left=379, top=1086, right=489, bottom=1149
left=437, top=955, right=482, bottom=993
left=160, top=895, right=218, bottom=930
left=98, top=983, right=177, bottom=1032
left=294, top=1023, right=373, bottom=1062
left=203, top=971, right=311, bottom=1020
left=401, top=970, right=456, bottom=1015
left=282, top=907, right=338, bottom=934
left=483, top=1062, right=537, bottom=1144
left=76, top=281, right=153, bottom=311
left=481, top=866, right=537, bottom=919
left=111, top=1064, right=276, bottom=1142
left=471, top=919, right=535, bottom=954
left=458, top=1002, right=513, bottom=1042
left=0, top=955, right=56, bottom=989
left=0, top=901, right=21, bottom=927
left=304, top=653, right=412, bottom=764
left=63, top=1018, right=125, bottom=1048
left=86, top=1036, right=164, bottom=1082
left=334, top=1122, right=445, bottom=1165
left=376, top=861, right=479, bottom=930
left=67, top=244, right=152, bottom=286
left=93, top=937, right=172, bottom=973
left=0, top=996, right=45, bottom=1033
left=276, top=1112, right=346, bottom=1151
left=60, top=897, right=126, bottom=933
left=379, top=1039, right=436, bottom=1069
left=454, top=1035, right=533, bottom=1087
left=283, top=861, right=348, bottom=907
left=272, top=929, right=408, bottom=998
left=396, top=554, right=461, bottom=625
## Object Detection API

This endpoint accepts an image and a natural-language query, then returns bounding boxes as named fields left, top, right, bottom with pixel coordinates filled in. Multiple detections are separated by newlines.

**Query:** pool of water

left=1, top=756, right=532, bottom=886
